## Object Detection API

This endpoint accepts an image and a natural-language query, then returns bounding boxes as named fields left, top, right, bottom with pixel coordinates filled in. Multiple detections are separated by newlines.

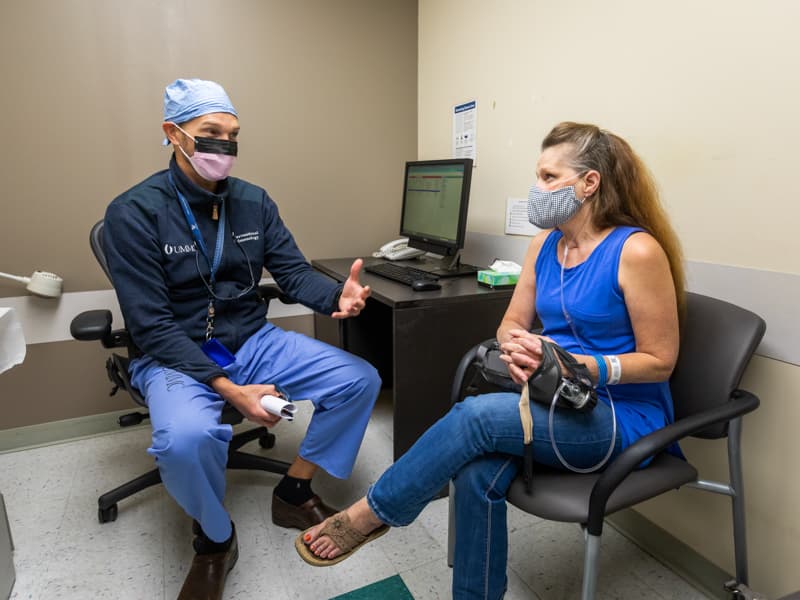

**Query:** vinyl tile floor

left=0, top=393, right=711, bottom=599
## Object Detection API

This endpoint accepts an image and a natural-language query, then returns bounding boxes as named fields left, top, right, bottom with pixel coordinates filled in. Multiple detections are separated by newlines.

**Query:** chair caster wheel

left=259, top=432, right=276, bottom=449
left=98, top=504, right=118, bottom=523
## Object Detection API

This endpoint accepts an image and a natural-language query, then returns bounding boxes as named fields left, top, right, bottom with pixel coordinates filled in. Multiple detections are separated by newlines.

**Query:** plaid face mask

left=527, top=181, right=584, bottom=229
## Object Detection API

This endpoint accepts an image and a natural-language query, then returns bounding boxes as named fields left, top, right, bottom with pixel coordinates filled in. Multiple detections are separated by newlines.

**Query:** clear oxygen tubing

left=546, top=241, right=618, bottom=473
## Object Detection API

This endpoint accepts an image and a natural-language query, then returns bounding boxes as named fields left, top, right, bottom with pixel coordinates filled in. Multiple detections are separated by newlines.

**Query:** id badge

left=202, top=338, right=236, bottom=368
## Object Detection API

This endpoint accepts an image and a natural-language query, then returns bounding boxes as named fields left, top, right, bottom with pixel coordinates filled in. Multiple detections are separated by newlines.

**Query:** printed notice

left=505, top=197, right=541, bottom=236
left=453, top=100, right=477, bottom=162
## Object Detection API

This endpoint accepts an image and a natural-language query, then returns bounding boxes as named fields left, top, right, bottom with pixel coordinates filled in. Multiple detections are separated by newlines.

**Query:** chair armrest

left=258, top=283, right=295, bottom=305
left=586, top=389, right=760, bottom=535
left=70, top=309, right=132, bottom=350
left=70, top=309, right=113, bottom=341
left=450, top=341, right=491, bottom=405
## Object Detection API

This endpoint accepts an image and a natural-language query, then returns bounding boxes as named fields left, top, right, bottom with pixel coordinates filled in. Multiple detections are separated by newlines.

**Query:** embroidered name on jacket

left=235, top=231, right=260, bottom=243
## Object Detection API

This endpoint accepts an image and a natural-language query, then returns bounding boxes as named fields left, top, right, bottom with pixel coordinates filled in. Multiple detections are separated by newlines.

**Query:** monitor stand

left=405, top=252, right=481, bottom=279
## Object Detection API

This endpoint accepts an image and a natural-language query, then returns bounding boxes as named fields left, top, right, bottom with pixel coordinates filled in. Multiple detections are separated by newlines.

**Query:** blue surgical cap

left=162, top=78, right=238, bottom=145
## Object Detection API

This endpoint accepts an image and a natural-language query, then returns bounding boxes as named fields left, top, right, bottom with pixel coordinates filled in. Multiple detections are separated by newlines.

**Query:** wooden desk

left=312, top=257, right=514, bottom=461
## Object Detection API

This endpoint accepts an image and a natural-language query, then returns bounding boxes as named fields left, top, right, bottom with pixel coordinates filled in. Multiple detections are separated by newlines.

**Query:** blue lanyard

left=169, top=173, right=226, bottom=286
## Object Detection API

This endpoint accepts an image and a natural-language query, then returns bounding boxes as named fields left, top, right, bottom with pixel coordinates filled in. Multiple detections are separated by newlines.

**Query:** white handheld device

left=260, top=395, right=297, bottom=421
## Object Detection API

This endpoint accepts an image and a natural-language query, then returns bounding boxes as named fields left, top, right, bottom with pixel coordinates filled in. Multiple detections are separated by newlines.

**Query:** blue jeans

left=130, top=322, right=381, bottom=542
left=367, top=393, right=621, bottom=600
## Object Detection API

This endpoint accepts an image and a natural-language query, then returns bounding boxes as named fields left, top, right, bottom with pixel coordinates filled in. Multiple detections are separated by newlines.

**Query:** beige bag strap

left=519, top=380, right=535, bottom=493
left=518, top=379, right=533, bottom=445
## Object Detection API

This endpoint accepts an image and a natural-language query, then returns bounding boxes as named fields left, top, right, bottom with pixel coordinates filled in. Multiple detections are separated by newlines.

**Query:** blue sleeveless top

left=535, top=227, right=680, bottom=457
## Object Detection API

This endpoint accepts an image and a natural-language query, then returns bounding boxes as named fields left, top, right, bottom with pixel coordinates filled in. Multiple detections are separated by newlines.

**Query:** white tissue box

left=477, top=269, right=519, bottom=288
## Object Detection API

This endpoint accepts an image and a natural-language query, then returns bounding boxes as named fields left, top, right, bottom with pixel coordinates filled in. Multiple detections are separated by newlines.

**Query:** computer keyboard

left=365, top=262, right=440, bottom=286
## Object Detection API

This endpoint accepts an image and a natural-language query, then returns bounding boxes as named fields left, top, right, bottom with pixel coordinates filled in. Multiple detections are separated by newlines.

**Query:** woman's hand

left=499, top=329, right=548, bottom=385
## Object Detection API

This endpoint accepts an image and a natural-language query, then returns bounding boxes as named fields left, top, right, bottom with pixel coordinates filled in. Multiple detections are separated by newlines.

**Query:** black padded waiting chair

left=447, top=292, right=766, bottom=599
left=70, top=220, right=291, bottom=523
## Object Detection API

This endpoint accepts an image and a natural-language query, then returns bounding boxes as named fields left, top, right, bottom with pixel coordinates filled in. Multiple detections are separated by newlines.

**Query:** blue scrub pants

left=129, top=322, right=381, bottom=542
left=366, top=393, right=622, bottom=600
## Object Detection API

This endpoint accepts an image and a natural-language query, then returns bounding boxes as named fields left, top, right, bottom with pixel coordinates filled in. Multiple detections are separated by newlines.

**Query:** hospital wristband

left=593, top=354, right=608, bottom=387
left=607, top=354, right=622, bottom=385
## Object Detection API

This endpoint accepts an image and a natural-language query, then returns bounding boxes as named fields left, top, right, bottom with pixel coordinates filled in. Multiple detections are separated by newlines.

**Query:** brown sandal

left=294, top=510, right=389, bottom=567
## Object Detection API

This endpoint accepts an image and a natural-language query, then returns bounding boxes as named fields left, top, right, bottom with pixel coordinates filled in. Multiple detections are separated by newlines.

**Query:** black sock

left=193, top=521, right=235, bottom=555
left=274, top=475, right=314, bottom=505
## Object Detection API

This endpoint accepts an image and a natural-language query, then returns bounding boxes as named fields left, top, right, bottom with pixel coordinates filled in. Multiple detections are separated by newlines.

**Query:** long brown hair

left=542, top=121, right=685, bottom=313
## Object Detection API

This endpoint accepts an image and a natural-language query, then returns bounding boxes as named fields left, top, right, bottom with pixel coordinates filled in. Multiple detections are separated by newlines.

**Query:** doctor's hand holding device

left=260, top=394, right=298, bottom=421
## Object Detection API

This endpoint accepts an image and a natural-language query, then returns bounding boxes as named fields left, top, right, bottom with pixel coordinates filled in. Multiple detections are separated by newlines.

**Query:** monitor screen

left=400, top=158, right=473, bottom=256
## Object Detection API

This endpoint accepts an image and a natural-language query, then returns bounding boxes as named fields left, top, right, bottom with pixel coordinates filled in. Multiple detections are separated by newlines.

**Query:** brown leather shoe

left=271, top=492, right=337, bottom=530
left=177, top=529, right=239, bottom=600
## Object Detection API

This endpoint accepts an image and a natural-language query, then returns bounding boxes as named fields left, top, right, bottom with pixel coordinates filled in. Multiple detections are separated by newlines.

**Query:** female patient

left=296, top=122, right=685, bottom=599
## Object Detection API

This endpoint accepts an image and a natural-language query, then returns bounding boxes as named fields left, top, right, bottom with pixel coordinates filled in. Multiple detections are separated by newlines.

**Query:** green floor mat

left=329, top=574, right=414, bottom=600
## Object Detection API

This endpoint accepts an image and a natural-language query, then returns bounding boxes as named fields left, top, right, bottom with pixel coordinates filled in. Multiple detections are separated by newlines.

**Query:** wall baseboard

left=0, top=409, right=145, bottom=453
left=607, top=509, right=733, bottom=600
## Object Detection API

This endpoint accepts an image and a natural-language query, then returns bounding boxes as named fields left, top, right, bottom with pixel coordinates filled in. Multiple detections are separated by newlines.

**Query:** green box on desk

left=477, top=269, right=519, bottom=288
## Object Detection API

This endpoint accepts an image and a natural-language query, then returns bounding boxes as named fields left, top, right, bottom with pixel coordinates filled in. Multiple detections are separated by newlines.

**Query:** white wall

left=419, top=1, right=800, bottom=596
left=420, top=0, right=800, bottom=273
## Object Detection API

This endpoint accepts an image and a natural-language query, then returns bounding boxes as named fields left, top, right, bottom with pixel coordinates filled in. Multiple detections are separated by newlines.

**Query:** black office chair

left=70, top=220, right=291, bottom=524
left=447, top=292, right=766, bottom=599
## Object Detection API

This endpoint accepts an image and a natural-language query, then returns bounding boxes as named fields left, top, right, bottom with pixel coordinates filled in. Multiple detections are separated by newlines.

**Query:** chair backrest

left=90, top=220, right=112, bottom=283
left=670, top=292, right=766, bottom=438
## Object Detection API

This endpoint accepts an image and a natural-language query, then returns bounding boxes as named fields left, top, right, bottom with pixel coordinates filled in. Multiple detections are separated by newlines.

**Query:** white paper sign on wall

left=453, top=100, right=477, bottom=162
left=505, top=197, right=540, bottom=236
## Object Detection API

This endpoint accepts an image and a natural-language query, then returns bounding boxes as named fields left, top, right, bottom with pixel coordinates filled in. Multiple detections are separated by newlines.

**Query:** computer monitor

left=400, top=158, right=473, bottom=269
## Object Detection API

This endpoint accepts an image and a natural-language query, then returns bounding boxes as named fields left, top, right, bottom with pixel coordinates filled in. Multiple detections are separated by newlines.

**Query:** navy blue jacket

left=104, top=157, right=342, bottom=384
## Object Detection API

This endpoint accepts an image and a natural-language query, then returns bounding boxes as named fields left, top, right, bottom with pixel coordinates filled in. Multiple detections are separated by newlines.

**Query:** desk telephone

left=373, top=238, right=425, bottom=261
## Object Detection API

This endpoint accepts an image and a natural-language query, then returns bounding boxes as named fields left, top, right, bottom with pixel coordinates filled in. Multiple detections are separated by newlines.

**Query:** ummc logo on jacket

left=164, top=242, right=197, bottom=255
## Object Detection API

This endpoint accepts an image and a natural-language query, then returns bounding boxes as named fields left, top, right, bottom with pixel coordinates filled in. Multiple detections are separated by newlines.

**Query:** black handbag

left=473, top=338, right=597, bottom=412
left=471, top=338, right=598, bottom=491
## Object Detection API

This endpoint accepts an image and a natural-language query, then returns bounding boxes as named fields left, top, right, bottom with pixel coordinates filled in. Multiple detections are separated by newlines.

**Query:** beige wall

left=419, top=0, right=799, bottom=597
left=0, top=0, right=417, bottom=426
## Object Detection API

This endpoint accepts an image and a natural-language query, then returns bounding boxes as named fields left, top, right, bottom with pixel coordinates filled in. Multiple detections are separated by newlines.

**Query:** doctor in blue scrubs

left=103, top=78, right=381, bottom=600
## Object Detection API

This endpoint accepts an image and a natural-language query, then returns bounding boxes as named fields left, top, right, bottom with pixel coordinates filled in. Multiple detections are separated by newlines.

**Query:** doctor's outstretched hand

left=331, top=258, right=371, bottom=319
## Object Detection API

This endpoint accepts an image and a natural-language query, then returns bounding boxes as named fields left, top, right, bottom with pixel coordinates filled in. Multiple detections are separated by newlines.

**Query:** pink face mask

left=180, top=148, right=236, bottom=181
left=174, top=124, right=237, bottom=182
